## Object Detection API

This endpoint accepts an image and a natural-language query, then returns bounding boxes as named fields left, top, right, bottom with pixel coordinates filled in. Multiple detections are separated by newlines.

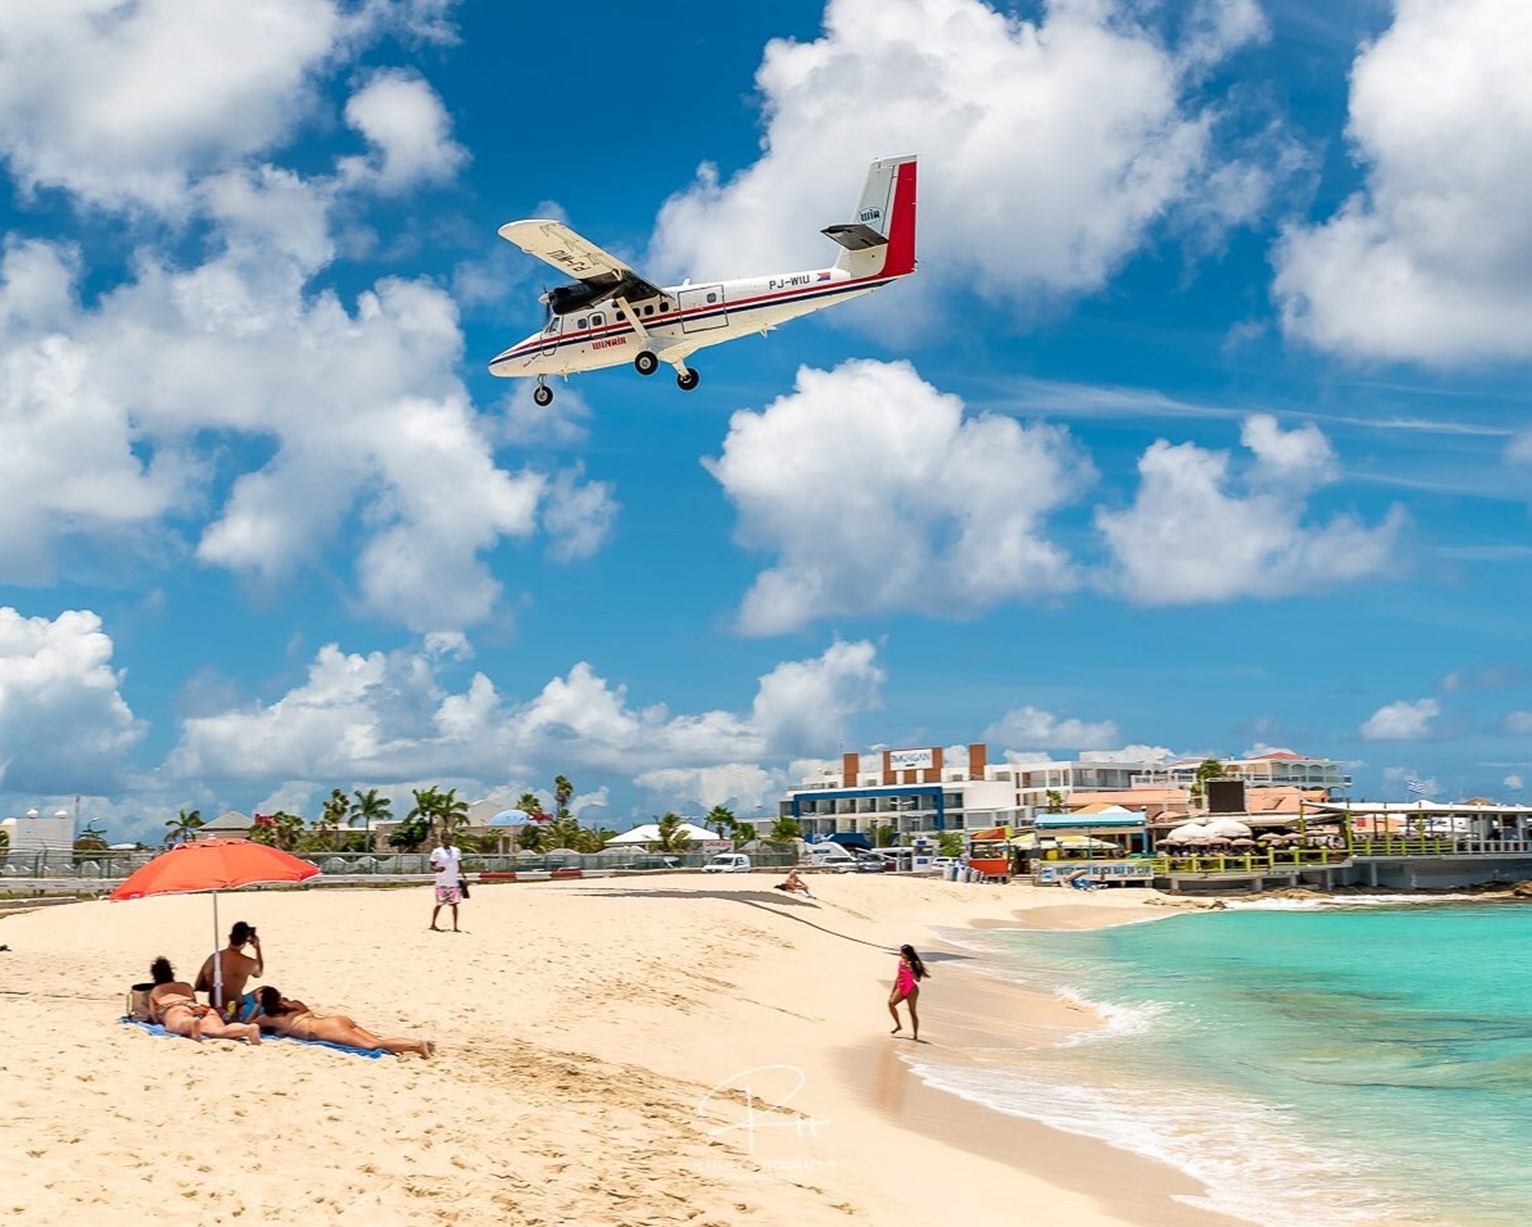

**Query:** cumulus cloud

left=1505, top=774, right=1524, bottom=791
left=651, top=0, right=1278, bottom=320
left=1274, top=0, right=1532, bottom=361
left=707, top=359, right=1090, bottom=634
left=163, top=636, right=886, bottom=787
left=0, top=607, right=144, bottom=792
left=983, top=705, right=1119, bottom=751
left=1360, top=697, right=1439, bottom=741
left=0, top=152, right=605, bottom=630
left=339, top=70, right=466, bottom=193
left=1441, top=665, right=1527, bottom=693
left=1096, top=414, right=1404, bottom=604
left=634, top=764, right=788, bottom=814
left=0, top=0, right=455, bottom=211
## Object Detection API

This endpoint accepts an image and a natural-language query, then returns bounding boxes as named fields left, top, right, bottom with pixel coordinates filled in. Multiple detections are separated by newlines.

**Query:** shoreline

left=0, top=876, right=1284, bottom=1225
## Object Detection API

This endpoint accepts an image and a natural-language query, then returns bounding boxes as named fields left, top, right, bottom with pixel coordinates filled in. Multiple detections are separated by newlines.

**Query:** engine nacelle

left=541, top=281, right=613, bottom=316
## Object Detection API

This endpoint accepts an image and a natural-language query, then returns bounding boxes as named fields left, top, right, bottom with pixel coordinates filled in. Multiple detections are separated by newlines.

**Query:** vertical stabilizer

left=826, top=156, right=917, bottom=278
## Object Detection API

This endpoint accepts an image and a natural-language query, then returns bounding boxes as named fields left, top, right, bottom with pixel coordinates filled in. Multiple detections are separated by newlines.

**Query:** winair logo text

left=859, top=208, right=882, bottom=224
left=592, top=336, right=627, bottom=350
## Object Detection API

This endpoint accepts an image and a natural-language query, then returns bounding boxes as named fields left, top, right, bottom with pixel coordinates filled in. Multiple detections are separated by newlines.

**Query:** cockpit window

left=544, top=316, right=560, bottom=333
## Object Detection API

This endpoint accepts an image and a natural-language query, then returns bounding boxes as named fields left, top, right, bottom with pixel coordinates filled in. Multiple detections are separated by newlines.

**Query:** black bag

left=458, top=876, right=470, bottom=900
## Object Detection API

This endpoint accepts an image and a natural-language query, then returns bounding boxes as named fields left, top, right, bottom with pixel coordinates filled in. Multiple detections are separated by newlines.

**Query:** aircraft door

left=679, top=284, right=727, bottom=333
left=540, top=315, right=561, bottom=356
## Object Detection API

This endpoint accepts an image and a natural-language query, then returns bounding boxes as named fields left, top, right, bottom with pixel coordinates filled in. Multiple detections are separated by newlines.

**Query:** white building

left=777, top=744, right=1352, bottom=841
left=2, top=807, right=76, bottom=863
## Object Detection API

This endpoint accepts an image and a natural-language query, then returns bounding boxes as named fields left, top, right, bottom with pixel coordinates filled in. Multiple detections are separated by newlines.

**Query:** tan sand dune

left=0, top=875, right=1232, bottom=1226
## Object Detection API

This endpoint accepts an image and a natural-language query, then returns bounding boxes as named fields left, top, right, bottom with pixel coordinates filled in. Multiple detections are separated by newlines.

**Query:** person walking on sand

left=429, top=831, right=464, bottom=932
left=195, top=920, right=264, bottom=1018
left=888, top=944, right=929, bottom=1041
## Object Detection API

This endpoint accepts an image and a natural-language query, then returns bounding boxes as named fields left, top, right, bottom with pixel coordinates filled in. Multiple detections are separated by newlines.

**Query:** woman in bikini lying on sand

left=146, top=957, right=261, bottom=1044
left=254, top=986, right=434, bottom=1058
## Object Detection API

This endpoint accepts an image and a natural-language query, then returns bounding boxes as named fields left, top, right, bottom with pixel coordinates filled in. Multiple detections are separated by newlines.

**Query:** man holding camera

left=195, top=920, right=265, bottom=1020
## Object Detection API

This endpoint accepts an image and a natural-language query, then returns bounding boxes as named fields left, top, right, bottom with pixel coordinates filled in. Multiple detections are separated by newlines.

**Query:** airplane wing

left=498, top=219, right=664, bottom=301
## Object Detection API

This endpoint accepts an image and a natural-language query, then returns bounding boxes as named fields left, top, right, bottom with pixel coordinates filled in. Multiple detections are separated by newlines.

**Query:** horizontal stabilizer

left=821, top=223, right=888, bottom=252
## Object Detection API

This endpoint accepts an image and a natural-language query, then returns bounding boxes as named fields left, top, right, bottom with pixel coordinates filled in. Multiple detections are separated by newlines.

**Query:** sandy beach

left=0, top=874, right=1236, bottom=1226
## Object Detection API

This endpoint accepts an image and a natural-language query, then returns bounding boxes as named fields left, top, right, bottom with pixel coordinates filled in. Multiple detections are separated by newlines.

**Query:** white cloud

left=1360, top=697, right=1439, bottom=741
left=1096, top=414, right=1404, bottom=604
left=983, top=705, right=1119, bottom=751
left=0, top=0, right=454, bottom=211
left=1274, top=0, right=1532, bottom=361
left=634, top=764, right=788, bottom=815
left=163, top=636, right=886, bottom=786
left=650, top=0, right=1275, bottom=319
left=0, top=159, right=607, bottom=630
left=0, top=607, right=144, bottom=792
left=706, top=359, right=1089, bottom=634
left=339, top=70, right=466, bottom=193
left=1505, top=774, right=1524, bottom=791
left=1504, top=711, right=1532, bottom=736
left=541, top=467, right=618, bottom=563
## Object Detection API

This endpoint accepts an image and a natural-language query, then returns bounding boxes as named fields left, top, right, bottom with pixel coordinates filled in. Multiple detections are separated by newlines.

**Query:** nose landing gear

left=533, top=378, right=553, bottom=407
left=676, top=367, right=700, bottom=392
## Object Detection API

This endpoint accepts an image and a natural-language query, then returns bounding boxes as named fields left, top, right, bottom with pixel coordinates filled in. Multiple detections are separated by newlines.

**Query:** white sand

left=0, top=875, right=1233, bottom=1225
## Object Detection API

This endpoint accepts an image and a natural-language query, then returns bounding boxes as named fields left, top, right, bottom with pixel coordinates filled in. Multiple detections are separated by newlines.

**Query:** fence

left=0, top=845, right=803, bottom=883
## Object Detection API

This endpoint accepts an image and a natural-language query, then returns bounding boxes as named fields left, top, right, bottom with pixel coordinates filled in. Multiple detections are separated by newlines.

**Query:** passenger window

left=591, top=313, right=604, bottom=327
left=576, top=317, right=587, bottom=329
left=706, top=292, right=717, bottom=304
left=658, top=301, right=669, bottom=313
left=643, top=304, right=653, bottom=316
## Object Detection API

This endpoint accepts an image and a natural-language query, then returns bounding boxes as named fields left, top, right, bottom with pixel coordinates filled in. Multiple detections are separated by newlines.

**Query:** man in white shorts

left=429, top=833, right=465, bottom=932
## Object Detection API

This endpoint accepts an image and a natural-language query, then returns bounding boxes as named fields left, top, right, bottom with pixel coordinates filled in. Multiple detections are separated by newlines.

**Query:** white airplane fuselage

left=488, top=264, right=898, bottom=380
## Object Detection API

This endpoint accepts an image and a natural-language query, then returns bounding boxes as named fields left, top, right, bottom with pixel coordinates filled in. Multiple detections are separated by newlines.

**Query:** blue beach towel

left=120, top=1016, right=388, bottom=1059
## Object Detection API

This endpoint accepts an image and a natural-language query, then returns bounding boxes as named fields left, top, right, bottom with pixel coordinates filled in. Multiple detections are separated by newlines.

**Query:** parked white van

left=702, top=852, right=752, bottom=874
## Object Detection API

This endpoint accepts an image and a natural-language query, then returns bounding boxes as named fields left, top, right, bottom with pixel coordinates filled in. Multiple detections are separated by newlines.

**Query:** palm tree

left=544, top=814, right=583, bottom=850
left=317, top=788, right=349, bottom=850
left=74, top=821, right=109, bottom=852
left=350, top=788, right=393, bottom=850
left=436, top=788, right=470, bottom=844
left=870, top=823, right=899, bottom=848
left=164, top=808, right=204, bottom=847
left=654, top=812, right=698, bottom=854
left=769, top=816, right=803, bottom=844
left=1044, top=790, right=1065, bottom=814
left=516, top=790, right=545, bottom=817
left=1191, top=758, right=1226, bottom=809
left=553, top=775, right=574, bottom=821
left=706, top=804, right=737, bottom=842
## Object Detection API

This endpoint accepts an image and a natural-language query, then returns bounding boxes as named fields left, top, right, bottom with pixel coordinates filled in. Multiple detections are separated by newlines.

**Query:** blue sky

left=3, top=0, right=1532, bottom=842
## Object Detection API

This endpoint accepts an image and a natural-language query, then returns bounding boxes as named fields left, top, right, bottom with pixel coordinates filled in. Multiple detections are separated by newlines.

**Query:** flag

left=1405, top=775, right=1429, bottom=798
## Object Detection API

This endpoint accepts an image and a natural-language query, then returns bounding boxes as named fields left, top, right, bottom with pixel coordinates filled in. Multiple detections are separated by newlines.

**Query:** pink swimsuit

left=895, top=961, right=916, bottom=997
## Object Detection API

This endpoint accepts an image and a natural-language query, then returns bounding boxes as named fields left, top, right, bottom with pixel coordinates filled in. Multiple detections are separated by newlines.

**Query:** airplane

left=489, top=155, right=917, bottom=404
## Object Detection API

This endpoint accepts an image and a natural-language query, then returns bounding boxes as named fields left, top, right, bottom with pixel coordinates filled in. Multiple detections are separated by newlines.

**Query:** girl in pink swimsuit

left=888, top=944, right=929, bottom=1040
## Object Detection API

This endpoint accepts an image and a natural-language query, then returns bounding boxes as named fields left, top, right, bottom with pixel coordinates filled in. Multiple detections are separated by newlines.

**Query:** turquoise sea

left=921, top=903, right=1532, bottom=1226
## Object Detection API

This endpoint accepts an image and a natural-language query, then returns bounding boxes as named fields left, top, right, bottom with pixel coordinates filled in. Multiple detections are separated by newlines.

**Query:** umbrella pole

left=212, top=890, right=223, bottom=1009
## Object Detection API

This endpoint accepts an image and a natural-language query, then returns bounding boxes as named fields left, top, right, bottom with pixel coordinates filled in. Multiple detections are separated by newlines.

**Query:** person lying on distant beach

left=774, top=870, right=815, bottom=899
left=254, top=986, right=434, bottom=1058
left=146, top=957, right=261, bottom=1045
left=888, top=944, right=929, bottom=1041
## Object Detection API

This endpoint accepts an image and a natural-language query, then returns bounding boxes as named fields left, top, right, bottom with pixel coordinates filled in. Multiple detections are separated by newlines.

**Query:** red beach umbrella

left=111, top=838, right=320, bottom=1006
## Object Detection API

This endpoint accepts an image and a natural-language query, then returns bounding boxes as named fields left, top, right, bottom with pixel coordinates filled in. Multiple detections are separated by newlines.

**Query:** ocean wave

left=902, top=1056, right=1422, bottom=1227
left=1227, top=892, right=1486, bottom=911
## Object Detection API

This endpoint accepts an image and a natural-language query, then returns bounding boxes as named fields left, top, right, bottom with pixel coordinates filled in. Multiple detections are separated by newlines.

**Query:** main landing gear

left=634, top=351, right=659, bottom=376
left=533, top=377, right=553, bottom=407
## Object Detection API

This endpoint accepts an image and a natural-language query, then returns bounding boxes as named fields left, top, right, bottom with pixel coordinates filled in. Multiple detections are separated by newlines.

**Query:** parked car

left=702, top=853, right=752, bottom=873
left=632, top=854, right=681, bottom=870
left=856, top=852, right=895, bottom=873
left=810, top=851, right=860, bottom=872
left=925, top=856, right=961, bottom=874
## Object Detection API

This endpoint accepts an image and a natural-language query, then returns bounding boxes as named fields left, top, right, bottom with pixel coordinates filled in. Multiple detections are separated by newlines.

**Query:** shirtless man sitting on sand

left=146, top=957, right=261, bottom=1045
left=195, top=921, right=263, bottom=1021
left=254, top=985, right=434, bottom=1058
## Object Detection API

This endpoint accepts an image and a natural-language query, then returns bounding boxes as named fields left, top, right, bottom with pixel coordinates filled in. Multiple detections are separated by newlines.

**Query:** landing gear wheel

left=634, top=351, right=659, bottom=376
left=676, top=368, right=700, bottom=392
left=533, top=382, right=553, bottom=407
